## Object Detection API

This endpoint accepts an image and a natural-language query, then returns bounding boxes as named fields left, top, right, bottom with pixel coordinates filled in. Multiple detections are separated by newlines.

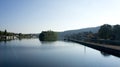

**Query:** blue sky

left=0, top=0, right=120, bottom=33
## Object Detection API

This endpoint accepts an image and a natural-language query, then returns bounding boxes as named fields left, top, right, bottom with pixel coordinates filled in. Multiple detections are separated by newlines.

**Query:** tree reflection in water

left=100, top=51, right=111, bottom=57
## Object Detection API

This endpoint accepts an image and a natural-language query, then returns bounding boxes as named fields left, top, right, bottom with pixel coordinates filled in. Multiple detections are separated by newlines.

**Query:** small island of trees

left=39, top=31, right=58, bottom=41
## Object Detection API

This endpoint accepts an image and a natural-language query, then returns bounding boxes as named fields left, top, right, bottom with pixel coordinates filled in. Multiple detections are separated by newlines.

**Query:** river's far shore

left=69, top=39, right=120, bottom=57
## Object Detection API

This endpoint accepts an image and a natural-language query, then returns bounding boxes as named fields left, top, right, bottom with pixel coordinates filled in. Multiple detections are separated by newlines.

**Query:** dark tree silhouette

left=4, top=29, right=7, bottom=36
left=19, top=33, right=22, bottom=37
left=98, top=24, right=112, bottom=39
left=112, top=25, right=120, bottom=40
left=39, top=31, right=58, bottom=41
left=0, top=31, right=1, bottom=36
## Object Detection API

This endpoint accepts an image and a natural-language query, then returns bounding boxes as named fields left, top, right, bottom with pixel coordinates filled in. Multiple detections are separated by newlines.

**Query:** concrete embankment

left=69, top=39, right=120, bottom=57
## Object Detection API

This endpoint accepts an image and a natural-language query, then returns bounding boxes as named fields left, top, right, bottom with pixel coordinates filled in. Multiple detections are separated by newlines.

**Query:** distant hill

left=58, top=26, right=100, bottom=40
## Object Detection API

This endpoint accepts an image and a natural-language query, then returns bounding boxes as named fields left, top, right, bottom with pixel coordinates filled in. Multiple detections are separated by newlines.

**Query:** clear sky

left=0, top=0, right=120, bottom=33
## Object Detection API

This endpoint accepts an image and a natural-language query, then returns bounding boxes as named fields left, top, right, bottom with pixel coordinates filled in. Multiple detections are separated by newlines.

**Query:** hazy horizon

left=0, top=0, right=120, bottom=33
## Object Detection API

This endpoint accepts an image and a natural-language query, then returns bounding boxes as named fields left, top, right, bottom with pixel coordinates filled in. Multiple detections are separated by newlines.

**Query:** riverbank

left=69, top=39, right=120, bottom=57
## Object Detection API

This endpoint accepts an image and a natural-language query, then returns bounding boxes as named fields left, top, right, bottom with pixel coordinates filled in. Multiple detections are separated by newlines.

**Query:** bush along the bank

left=39, top=31, right=58, bottom=41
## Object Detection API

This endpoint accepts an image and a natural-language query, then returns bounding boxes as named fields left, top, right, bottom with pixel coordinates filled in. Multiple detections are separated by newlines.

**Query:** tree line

left=0, top=30, right=14, bottom=36
left=98, top=24, right=120, bottom=40
left=65, top=24, right=120, bottom=41
left=0, top=29, right=33, bottom=40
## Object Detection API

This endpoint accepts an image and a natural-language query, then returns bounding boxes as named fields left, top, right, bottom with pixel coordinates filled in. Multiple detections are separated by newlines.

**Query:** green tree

left=4, top=29, right=7, bottom=36
left=112, top=25, right=120, bottom=40
left=0, top=31, right=1, bottom=36
left=98, top=24, right=112, bottom=39
left=39, top=31, right=58, bottom=41
left=8, top=32, right=14, bottom=36
left=39, top=32, right=45, bottom=41
left=19, top=33, right=22, bottom=37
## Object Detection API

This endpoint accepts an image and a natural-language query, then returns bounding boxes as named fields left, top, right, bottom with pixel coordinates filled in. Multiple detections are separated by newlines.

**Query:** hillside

left=58, top=26, right=100, bottom=40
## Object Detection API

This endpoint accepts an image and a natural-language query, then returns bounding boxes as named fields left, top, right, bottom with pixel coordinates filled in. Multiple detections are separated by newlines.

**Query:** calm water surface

left=0, top=39, right=120, bottom=67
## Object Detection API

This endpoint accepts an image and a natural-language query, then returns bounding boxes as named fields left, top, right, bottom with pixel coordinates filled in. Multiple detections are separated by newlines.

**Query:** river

left=0, top=39, right=120, bottom=67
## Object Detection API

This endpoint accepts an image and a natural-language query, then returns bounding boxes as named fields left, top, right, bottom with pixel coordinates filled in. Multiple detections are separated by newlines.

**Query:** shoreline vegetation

left=38, top=24, right=120, bottom=57
left=63, top=24, right=120, bottom=57
left=64, top=24, right=120, bottom=45
left=0, top=30, right=38, bottom=41
left=38, top=24, right=120, bottom=45
left=1, top=24, right=120, bottom=57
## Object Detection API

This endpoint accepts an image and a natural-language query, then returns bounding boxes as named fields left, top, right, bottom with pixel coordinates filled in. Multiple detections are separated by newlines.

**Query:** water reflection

left=84, top=46, right=86, bottom=54
left=39, top=41, right=73, bottom=50
left=0, top=39, right=12, bottom=45
left=40, top=41, right=56, bottom=44
left=0, top=39, right=11, bottom=43
left=101, top=51, right=111, bottom=57
left=0, top=39, right=120, bottom=67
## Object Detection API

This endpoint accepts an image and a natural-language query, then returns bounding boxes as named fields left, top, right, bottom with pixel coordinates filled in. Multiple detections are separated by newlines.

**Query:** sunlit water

left=0, top=39, right=120, bottom=67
